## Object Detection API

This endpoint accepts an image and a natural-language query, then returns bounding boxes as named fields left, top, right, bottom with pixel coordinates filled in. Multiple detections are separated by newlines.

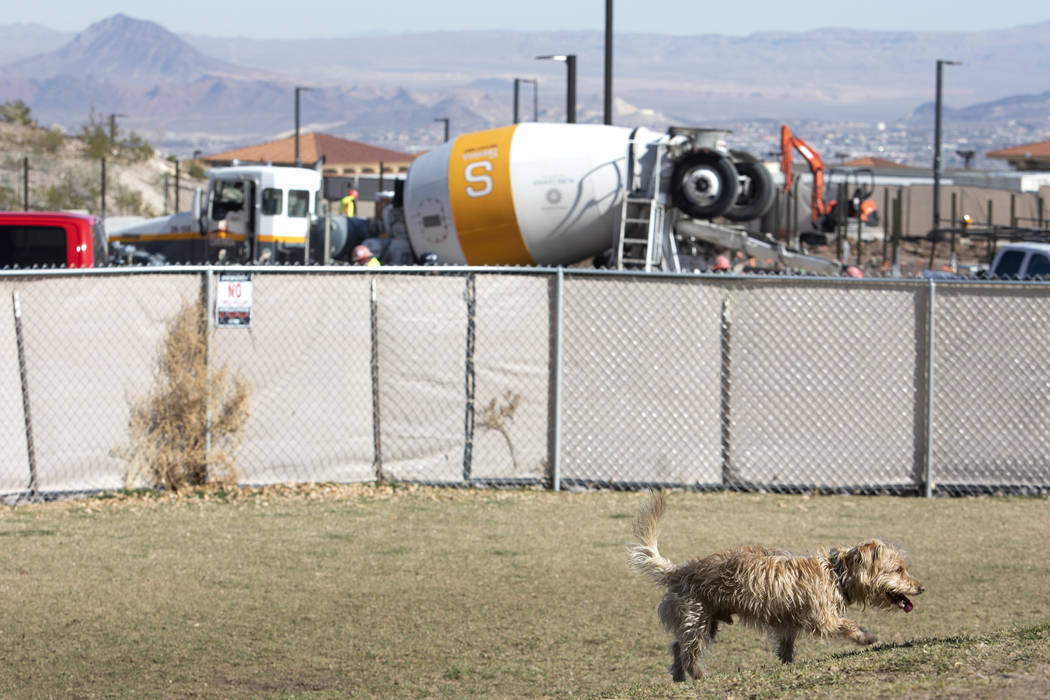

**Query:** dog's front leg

left=832, top=617, right=878, bottom=646
left=772, top=628, right=798, bottom=663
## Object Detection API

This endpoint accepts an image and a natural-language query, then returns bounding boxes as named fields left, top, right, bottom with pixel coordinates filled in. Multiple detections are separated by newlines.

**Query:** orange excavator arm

left=781, top=124, right=827, bottom=223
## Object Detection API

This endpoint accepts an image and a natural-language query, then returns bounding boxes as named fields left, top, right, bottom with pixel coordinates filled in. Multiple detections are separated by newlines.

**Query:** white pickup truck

left=989, top=242, right=1050, bottom=280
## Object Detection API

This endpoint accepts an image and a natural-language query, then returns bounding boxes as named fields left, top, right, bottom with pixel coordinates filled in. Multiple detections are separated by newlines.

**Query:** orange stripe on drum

left=447, top=125, right=533, bottom=265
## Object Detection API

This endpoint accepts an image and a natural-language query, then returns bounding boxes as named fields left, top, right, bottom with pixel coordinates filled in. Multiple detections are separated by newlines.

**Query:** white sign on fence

left=215, top=272, right=253, bottom=328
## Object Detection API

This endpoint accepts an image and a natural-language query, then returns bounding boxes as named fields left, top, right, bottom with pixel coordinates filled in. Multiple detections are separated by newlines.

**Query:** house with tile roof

left=840, top=156, right=916, bottom=170
left=201, top=132, right=419, bottom=176
left=986, top=139, right=1050, bottom=171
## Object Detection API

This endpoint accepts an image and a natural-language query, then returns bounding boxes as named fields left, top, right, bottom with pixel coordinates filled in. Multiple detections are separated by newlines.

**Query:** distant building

left=201, top=132, right=419, bottom=176
left=986, top=139, right=1050, bottom=171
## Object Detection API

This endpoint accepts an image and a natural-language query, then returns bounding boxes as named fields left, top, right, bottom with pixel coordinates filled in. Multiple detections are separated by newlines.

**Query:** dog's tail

left=627, top=490, right=677, bottom=586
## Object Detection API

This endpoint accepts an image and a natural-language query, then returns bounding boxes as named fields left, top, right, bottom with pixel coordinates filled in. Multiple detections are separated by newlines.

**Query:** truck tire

left=724, top=154, right=775, bottom=222
left=670, top=150, right=739, bottom=220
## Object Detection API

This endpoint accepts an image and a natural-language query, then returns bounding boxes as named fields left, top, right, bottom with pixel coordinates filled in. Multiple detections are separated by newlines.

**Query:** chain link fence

left=2, top=266, right=1049, bottom=500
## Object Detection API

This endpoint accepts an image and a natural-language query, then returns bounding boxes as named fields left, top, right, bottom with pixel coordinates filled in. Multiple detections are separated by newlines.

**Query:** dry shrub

left=121, top=299, right=251, bottom=492
left=478, top=391, right=522, bottom=470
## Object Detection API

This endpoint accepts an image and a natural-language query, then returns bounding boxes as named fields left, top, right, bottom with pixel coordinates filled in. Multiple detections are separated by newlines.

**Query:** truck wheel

left=724, top=156, right=775, bottom=222
left=671, top=150, right=739, bottom=220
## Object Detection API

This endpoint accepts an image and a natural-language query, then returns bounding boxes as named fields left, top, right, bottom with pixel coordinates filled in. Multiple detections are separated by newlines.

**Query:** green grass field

left=1, top=485, right=1048, bottom=698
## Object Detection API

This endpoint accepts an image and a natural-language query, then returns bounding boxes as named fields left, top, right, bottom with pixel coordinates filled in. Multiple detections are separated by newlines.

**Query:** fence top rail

left=3, top=263, right=1050, bottom=289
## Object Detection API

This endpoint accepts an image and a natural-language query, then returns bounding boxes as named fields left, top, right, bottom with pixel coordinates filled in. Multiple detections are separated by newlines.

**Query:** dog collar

left=829, top=550, right=851, bottom=603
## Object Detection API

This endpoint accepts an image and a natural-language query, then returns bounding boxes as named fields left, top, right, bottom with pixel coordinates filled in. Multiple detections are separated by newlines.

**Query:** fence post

left=891, top=193, right=902, bottom=276
left=462, top=273, right=476, bottom=484
left=11, top=291, right=38, bottom=501
left=550, top=268, right=564, bottom=491
left=204, top=269, right=213, bottom=462
left=950, top=192, right=958, bottom=273
left=22, top=157, right=28, bottom=211
left=986, top=200, right=995, bottom=262
left=370, top=277, right=383, bottom=481
left=719, top=292, right=733, bottom=487
left=882, top=188, right=889, bottom=266
left=924, top=280, right=936, bottom=498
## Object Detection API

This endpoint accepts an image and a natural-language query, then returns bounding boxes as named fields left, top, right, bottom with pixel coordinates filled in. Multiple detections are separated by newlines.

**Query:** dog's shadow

left=828, top=634, right=969, bottom=661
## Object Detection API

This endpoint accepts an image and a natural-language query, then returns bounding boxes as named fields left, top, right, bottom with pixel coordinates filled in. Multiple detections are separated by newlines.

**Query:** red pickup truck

left=0, top=211, right=108, bottom=268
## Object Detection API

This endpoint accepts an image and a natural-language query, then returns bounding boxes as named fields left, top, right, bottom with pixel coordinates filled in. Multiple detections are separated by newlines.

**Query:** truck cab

left=989, top=242, right=1050, bottom=280
left=205, top=165, right=320, bottom=263
left=0, top=211, right=107, bottom=268
left=109, top=165, right=322, bottom=264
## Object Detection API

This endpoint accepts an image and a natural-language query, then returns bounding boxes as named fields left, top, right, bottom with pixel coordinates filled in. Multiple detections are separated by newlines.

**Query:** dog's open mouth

left=889, top=592, right=914, bottom=613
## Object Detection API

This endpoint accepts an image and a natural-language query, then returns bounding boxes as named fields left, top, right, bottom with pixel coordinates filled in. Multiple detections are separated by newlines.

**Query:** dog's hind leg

left=677, top=610, right=714, bottom=680
left=669, top=641, right=686, bottom=682
left=772, top=627, right=799, bottom=663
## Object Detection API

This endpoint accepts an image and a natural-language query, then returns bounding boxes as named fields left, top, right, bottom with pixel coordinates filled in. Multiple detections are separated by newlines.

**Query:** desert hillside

left=0, top=115, right=206, bottom=218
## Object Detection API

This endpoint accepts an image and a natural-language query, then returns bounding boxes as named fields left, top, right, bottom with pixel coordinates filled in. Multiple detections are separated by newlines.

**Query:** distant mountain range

left=909, top=89, right=1050, bottom=123
left=1, top=14, right=1049, bottom=157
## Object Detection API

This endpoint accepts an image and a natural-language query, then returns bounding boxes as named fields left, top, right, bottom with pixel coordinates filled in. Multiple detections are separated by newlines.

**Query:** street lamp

left=102, top=113, right=126, bottom=220
left=294, top=86, right=314, bottom=167
left=933, top=59, right=961, bottom=239
left=536, top=54, right=576, bottom=124
left=956, top=149, right=976, bottom=169
left=513, top=78, right=538, bottom=123
left=434, top=117, right=450, bottom=142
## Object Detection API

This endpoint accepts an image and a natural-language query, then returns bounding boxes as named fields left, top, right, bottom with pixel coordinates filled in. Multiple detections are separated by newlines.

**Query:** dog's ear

left=846, top=540, right=885, bottom=574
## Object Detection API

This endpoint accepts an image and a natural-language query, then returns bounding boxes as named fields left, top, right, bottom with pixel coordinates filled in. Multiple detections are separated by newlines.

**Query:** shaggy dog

left=627, top=490, right=925, bottom=681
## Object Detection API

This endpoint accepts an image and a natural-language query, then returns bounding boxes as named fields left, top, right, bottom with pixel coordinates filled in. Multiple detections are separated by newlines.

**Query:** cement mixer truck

left=401, top=122, right=781, bottom=270
left=400, top=122, right=850, bottom=274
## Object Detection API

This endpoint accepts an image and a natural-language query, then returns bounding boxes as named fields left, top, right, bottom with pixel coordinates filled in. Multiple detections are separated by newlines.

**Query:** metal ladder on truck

left=614, top=130, right=680, bottom=272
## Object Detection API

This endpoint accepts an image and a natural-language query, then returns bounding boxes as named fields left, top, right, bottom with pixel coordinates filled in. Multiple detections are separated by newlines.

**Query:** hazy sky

left=10, top=1, right=1050, bottom=38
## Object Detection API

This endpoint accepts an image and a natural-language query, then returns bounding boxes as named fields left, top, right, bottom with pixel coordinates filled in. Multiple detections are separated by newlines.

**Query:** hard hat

left=349, top=188, right=358, bottom=197
left=845, top=265, right=864, bottom=278
left=352, top=245, right=373, bottom=263
left=420, top=252, right=439, bottom=265
left=712, top=255, right=731, bottom=271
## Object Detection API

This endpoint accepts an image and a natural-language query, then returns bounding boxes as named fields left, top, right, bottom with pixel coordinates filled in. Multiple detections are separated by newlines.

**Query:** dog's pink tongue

left=900, top=599, right=913, bottom=613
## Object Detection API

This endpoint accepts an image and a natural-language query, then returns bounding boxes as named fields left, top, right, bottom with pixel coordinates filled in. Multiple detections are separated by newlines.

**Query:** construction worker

left=341, top=188, right=358, bottom=217
left=711, top=255, right=731, bottom=272
left=352, top=244, right=380, bottom=267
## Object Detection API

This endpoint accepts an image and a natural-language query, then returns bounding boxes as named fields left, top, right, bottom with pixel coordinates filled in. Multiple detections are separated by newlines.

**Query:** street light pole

left=434, top=117, right=450, bottom=142
left=933, top=59, right=961, bottom=239
left=513, top=78, right=538, bottom=123
left=514, top=78, right=521, bottom=124
left=536, top=54, right=576, bottom=123
left=604, top=0, right=613, bottom=125
left=294, top=86, right=313, bottom=167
